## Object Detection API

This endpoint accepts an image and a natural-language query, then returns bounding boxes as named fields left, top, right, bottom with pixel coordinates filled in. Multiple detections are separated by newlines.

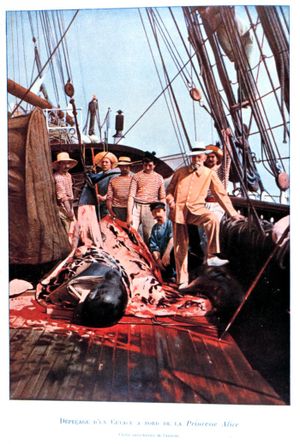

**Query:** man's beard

left=192, top=162, right=202, bottom=171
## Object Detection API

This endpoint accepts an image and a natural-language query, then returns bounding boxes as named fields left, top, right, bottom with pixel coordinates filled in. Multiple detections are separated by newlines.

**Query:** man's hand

left=161, top=254, right=170, bottom=267
left=66, top=211, right=74, bottom=221
left=97, top=193, right=107, bottom=202
left=156, top=258, right=166, bottom=271
left=231, top=213, right=245, bottom=222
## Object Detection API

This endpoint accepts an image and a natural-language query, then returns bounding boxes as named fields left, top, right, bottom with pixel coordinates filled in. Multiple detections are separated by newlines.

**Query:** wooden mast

left=8, top=78, right=74, bottom=126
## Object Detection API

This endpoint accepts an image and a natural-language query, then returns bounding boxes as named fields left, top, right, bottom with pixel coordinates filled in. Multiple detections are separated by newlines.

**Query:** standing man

left=148, top=201, right=175, bottom=281
left=88, top=95, right=99, bottom=136
left=77, top=151, right=119, bottom=246
left=106, top=156, right=133, bottom=222
left=166, top=141, right=244, bottom=289
left=204, top=142, right=230, bottom=221
left=52, top=151, right=78, bottom=243
left=127, top=151, right=166, bottom=244
left=94, top=151, right=120, bottom=218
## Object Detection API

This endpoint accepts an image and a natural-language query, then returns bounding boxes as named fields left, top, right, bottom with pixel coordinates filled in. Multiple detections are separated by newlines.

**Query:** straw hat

left=118, top=156, right=133, bottom=166
left=94, top=151, right=118, bottom=168
left=188, top=141, right=213, bottom=156
left=52, top=152, right=78, bottom=169
left=206, top=144, right=224, bottom=165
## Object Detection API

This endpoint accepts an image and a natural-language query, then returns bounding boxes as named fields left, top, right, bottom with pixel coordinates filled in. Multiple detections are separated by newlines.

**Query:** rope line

left=11, top=10, right=79, bottom=117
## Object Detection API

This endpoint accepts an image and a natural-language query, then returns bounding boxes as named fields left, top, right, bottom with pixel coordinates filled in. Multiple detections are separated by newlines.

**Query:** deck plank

left=9, top=314, right=286, bottom=404
left=200, top=334, right=262, bottom=404
left=90, top=330, right=116, bottom=401
left=165, top=326, right=207, bottom=403
left=127, top=323, right=146, bottom=402
left=182, top=330, right=238, bottom=404
left=37, top=333, right=85, bottom=400
left=110, top=326, right=130, bottom=402
left=10, top=329, right=49, bottom=399
left=153, top=326, right=181, bottom=403
left=216, top=336, right=284, bottom=404
left=71, top=333, right=104, bottom=401
left=139, top=324, right=161, bottom=402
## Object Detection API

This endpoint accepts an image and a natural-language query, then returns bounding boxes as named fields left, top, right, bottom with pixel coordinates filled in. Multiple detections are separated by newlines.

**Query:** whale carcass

left=36, top=216, right=215, bottom=327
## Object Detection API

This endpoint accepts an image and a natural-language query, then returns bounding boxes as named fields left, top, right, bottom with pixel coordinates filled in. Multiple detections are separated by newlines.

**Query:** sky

left=5, top=1, right=293, bottom=201
left=6, top=6, right=208, bottom=156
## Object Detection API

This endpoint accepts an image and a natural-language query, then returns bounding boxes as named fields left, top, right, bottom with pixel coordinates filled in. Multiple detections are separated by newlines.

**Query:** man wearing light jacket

left=166, top=141, right=244, bottom=290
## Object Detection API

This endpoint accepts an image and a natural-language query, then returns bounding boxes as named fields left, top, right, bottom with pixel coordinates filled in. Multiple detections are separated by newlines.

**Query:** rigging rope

left=74, top=18, right=88, bottom=111
left=255, top=6, right=289, bottom=135
left=219, top=7, right=285, bottom=178
left=184, top=7, right=267, bottom=227
left=16, top=13, right=21, bottom=88
left=169, top=7, right=220, bottom=142
left=183, top=9, right=228, bottom=138
left=246, top=7, right=289, bottom=149
left=151, top=8, right=192, bottom=89
left=139, top=9, right=187, bottom=158
left=9, top=15, right=16, bottom=106
left=147, top=9, right=192, bottom=154
left=39, top=11, right=60, bottom=106
left=121, top=46, right=198, bottom=141
left=57, top=11, right=73, bottom=82
left=218, top=7, right=280, bottom=188
left=11, top=10, right=79, bottom=117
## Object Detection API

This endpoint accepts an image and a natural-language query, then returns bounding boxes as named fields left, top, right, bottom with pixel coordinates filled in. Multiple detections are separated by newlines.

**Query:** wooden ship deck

left=10, top=291, right=285, bottom=404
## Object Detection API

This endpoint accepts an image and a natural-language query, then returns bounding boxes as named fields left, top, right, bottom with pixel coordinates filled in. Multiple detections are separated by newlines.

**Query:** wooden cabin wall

left=8, top=107, right=71, bottom=265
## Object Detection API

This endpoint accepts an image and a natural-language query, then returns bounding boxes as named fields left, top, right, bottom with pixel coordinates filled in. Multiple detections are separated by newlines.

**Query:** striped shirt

left=107, top=174, right=133, bottom=208
left=53, top=171, right=74, bottom=203
left=207, top=148, right=231, bottom=199
left=129, top=170, right=166, bottom=203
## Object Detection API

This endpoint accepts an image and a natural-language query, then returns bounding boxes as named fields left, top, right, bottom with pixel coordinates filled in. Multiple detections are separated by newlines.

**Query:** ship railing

left=43, top=107, right=83, bottom=134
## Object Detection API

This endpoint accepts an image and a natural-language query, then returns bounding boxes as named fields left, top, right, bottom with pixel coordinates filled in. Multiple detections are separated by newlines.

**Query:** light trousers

left=132, top=202, right=155, bottom=245
left=205, top=202, right=225, bottom=222
left=173, top=208, right=220, bottom=285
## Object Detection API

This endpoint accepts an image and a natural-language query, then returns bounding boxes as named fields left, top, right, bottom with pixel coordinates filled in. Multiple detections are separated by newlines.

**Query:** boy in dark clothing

left=149, top=202, right=175, bottom=281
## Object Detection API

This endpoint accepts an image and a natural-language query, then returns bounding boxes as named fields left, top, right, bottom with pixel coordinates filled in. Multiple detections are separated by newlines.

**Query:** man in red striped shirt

left=127, top=152, right=166, bottom=244
left=52, top=152, right=78, bottom=244
left=106, top=156, right=134, bottom=222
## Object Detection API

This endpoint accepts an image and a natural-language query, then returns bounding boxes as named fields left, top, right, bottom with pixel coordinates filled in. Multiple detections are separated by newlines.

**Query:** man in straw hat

left=166, top=141, right=244, bottom=290
left=77, top=151, right=119, bottom=247
left=107, top=156, right=134, bottom=222
left=52, top=152, right=78, bottom=242
left=93, top=151, right=120, bottom=218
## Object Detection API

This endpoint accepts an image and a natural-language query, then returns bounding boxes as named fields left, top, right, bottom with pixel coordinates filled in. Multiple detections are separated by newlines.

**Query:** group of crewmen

left=52, top=140, right=244, bottom=290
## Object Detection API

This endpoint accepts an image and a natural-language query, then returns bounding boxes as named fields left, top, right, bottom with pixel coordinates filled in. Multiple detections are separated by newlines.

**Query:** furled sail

left=8, top=107, right=71, bottom=264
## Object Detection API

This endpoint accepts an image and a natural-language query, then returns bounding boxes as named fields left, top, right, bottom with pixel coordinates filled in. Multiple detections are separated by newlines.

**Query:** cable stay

left=145, top=8, right=192, bottom=161
left=181, top=6, right=289, bottom=206
left=139, top=10, right=187, bottom=162
left=11, top=10, right=79, bottom=117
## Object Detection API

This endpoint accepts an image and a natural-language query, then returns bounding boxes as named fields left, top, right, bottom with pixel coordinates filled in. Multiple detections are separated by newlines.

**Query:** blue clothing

left=78, top=172, right=103, bottom=206
left=149, top=219, right=173, bottom=256
left=96, top=168, right=120, bottom=218
left=149, top=219, right=175, bottom=280
left=78, top=169, right=120, bottom=218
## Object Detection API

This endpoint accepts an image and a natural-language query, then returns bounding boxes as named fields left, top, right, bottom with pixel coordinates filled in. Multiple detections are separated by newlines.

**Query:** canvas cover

left=8, top=107, right=71, bottom=264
